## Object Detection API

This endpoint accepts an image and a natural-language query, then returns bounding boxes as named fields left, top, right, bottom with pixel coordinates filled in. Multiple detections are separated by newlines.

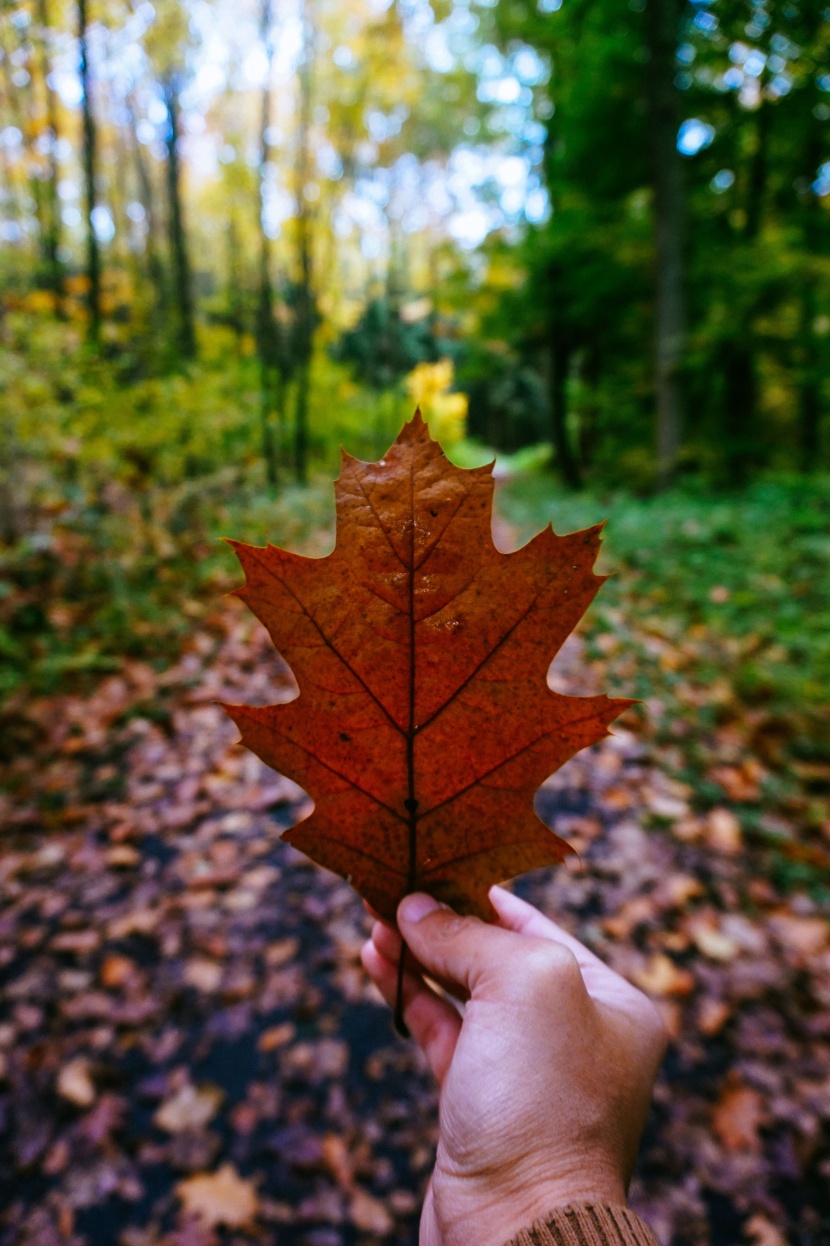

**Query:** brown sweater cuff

left=505, top=1204, right=661, bottom=1246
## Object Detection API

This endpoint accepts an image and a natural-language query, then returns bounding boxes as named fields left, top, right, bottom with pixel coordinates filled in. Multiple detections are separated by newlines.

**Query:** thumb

left=397, top=893, right=516, bottom=997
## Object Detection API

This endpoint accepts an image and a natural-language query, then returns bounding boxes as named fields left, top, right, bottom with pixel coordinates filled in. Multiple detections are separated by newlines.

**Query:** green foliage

left=4, top=298, right=826, bottom=740
left=0, top=312, right=423, bottom=698
left=499, top=473, right=830, bottom=712
left=331, top=298, right=443, bottom=391
left=466, top=0, right=830, bottom=480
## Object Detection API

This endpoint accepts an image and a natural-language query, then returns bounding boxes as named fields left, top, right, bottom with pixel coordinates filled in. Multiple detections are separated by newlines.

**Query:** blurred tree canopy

left=0, top=0, right=827, bottom=491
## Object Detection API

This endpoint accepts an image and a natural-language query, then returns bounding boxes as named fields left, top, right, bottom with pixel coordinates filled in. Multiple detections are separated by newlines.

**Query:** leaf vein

left=354, top=474, right=410, bottom=570
left=415, top=587, right=545, bottom=732
left=412, top=486, right=473, bottom=573
left=244, top=544, right=404, bottom=736
left=241, top=710, right=407, bottom=824
left=419, top=704, right=613, bottom=819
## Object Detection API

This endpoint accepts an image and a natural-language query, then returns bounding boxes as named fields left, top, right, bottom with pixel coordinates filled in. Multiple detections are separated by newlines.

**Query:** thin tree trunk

left=37, top=0, right=63, bottom=313
left=256, top=0, right=278, bottom=484
left=578, top=347, right=601, bottom=469
left=163, top=79, right=196, bottom=360
left=744, top=100, right=769, bottom=242
left=127, top=96, right=167, bottom=317
left=293, top=0, right=315, bottom=484
left=293, top=263, right=312, bottom=484
left=14, top=51, right=48, bottom=269
left=724, top=102, right=770, bottom=484
left=109, top=124, right=133, bottom=290
left=549, top=334, right=581, bottom=489
left=226, top=213, right=244, bottom=348
left=0, top=148, right=20, bottom=249
left=798, top=122, right=823, bottom=471
left=78, top=0, right=102, bottom=343
left=0, top=23, right=23, bottom=246
left=0, top=31, right=47, bottom=277
left=722, top=340, right=756, bottom=484
left=645, top=0, right=685, bottom=485
left=798, top=302, right=821, bottom=470
left=0, top=409, right=23, bottom=543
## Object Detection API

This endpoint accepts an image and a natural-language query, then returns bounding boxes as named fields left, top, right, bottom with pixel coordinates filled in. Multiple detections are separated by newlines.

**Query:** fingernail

left=399, top=893, right=440, bottom=924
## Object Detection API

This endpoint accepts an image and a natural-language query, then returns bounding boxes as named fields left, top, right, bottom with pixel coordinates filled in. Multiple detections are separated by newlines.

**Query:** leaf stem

left=394, top=456, right=417, bottom=1041
left=393, top=942, right=409, bottom=1037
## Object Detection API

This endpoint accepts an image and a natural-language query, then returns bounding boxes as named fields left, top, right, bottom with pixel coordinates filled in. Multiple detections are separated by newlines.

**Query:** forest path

left=0, top=599, right=828, bottom=1246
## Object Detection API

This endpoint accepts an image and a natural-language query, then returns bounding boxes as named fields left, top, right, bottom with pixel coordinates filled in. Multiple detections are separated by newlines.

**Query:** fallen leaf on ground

left=264, top=937, right=299, bottom=967
left=706, top=807, right=743, bottom=854
left=710, top=758, right=764, bottom=802
left=768, top=913, right=829, bottom=958
left=349, top=1187, right=394, bottom=1234
left=322, top=1133, right=353, bottom=1189
left=155, top=1084, right=223, bottom=1134
left=632, top=953, right=695, bottom=998
left=100, top=954, right=137, bottom=989
left=712, top=1081, right=765, bottom=1153
left=176, top=1164, right=259, bottom=1228
left=57, top=1057, right=96, bottom=1107
left=106, top=845, right=141, bottom=868
left=282, top=1038, right=349, bottom=1080
left=603, top=897, right=654, bottom=939
left=686, top=914, right=740, bottom=962
left=744, top=1214, right=789, bottom=1246
left=182, top=959, right=223, bottom=993
left=696, top=997, right=731, bottom=1036
left=257, top=1022, right=296, bottom=1052
left=52, top=929, right=100, bottom=955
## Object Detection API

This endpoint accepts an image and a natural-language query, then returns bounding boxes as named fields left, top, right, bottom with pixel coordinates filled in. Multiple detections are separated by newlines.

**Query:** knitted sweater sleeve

left=504, top=1204, right=661, bottom=1246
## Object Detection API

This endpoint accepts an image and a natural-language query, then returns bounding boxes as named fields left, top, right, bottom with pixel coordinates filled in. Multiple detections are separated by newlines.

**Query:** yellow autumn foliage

left=405, top=359, right=467, bottom=447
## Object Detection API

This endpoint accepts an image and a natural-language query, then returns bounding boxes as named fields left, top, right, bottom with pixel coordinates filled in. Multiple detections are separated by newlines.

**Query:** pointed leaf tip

left=403, top=407, right=434, bottom=442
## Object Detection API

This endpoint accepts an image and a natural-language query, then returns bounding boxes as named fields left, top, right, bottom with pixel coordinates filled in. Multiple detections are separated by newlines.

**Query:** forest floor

left=1, top=474, right=829, bottom=1246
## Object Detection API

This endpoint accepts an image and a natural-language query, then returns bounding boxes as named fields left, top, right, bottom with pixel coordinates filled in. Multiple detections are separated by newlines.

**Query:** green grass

left=497, top=473, right=830, bottom=715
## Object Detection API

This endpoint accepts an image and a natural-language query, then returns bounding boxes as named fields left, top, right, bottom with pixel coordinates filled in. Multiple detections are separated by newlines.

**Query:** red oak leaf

left=225, top=412, right=631, bottom=922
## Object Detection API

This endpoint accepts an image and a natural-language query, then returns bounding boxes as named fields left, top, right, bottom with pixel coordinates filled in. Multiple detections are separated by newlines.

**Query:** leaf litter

left=0, top=446, right=828, bottom=1246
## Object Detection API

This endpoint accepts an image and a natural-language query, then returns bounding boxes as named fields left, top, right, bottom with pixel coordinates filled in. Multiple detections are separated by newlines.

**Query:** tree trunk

left=163, top=79, right=196, bottom=361
left=724, top=102, right=770, bottom=484
left=78, top=0, right=102, bottom=343
left=797, top=236, right=821, bottom=473
left=644, top=0, right=685, bottom=485
left=722, top=339, right=756, bottom=486
left=578, top=347, right=601, bottom=469
left=798, top=122, right=824, bottom=471
left=1, top=25, right=48, bottom=282
left=37, top=0, right=64, bottom=313
left=744, top=100, right=769, bottom=242
left=128, top=96, right=167, bottom=318
left=226, top=213, right=244, bottom=347
left=0, top=26, right=23, bottom=247
left=549, top=333, right=581, bottom=489
left=294, top=297, right=312, bottom=483
left=293, top=0, right=315, bottom=485
left=0, top=413, right=23, bottom=544
left=798, top=332, right=821, bottom=471
left=256, top=0, right=278, bottom=485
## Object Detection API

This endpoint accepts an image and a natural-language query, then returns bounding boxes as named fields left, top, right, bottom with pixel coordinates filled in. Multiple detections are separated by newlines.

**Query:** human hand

left=361, top=886, right=667, bottom=1246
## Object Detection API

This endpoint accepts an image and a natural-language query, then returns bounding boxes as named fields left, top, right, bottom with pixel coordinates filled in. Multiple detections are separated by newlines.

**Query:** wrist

left=434, top=1153, right=627, bottom=1246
